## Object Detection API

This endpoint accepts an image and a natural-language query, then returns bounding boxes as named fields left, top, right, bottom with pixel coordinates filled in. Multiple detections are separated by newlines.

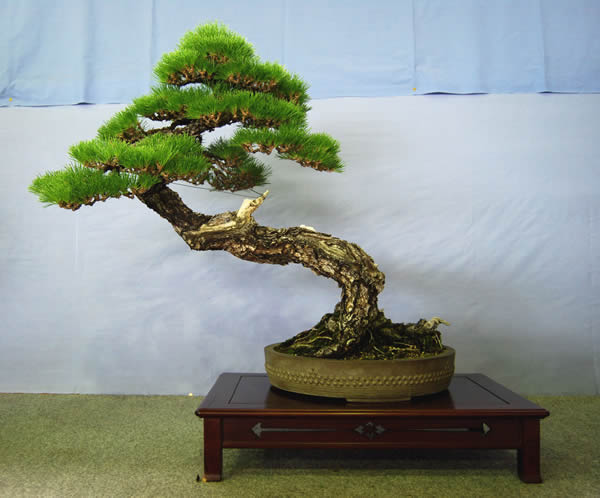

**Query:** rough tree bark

left=138, top=183, right=446, bottom=359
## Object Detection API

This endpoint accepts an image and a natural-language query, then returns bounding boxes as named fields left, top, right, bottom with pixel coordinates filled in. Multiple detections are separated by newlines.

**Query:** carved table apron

left=196, top=373, right=549, bottom=483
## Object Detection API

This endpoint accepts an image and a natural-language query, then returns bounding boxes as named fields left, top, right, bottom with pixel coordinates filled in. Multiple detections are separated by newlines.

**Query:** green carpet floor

left=0, top=393, right=598, bottom=497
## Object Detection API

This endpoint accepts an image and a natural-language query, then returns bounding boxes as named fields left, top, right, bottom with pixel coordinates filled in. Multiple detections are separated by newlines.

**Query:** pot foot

left=346, top=396, right=411, bottom=403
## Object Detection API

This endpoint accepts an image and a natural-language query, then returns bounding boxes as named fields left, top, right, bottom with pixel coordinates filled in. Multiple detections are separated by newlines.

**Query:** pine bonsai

left=30, top=23, right=449, bottom=360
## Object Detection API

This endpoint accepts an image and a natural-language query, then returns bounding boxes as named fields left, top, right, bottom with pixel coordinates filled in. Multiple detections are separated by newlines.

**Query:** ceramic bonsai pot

left=264, top=343, right=455, bottom=402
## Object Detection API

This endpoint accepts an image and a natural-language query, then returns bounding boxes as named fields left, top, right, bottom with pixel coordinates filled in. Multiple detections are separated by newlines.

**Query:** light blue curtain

left=1, top=0, right=599, bottom=106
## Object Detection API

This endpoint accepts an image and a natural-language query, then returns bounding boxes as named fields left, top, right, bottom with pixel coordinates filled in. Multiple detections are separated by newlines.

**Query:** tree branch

left=137, top=183, right=211, bottom=232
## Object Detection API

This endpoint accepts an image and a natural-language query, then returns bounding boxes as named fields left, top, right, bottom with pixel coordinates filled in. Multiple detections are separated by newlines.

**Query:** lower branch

left=137, top=183, right=211, bottom=232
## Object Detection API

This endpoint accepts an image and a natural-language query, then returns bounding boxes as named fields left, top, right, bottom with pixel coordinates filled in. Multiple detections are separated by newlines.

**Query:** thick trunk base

left=275, top=307, right=447, bottom=360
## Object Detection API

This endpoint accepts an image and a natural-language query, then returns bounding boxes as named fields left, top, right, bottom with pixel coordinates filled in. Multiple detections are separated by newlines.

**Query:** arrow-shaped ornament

left=252, top=422, right=336, bottom=438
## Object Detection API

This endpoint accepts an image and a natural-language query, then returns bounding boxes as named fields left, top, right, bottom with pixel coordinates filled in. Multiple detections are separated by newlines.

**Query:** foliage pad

left=30, top=22, right=342, bottom=210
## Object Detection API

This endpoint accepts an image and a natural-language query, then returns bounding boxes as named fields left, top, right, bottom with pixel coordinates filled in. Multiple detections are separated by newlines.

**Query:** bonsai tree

left=30, top=23, right=448, bottom=360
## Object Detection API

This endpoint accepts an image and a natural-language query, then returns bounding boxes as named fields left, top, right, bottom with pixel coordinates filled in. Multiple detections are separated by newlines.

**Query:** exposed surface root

left=275, top=308, right=449, bottom=360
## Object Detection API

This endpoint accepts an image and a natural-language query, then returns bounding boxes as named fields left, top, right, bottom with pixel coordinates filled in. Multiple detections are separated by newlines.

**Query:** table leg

left=518, top=419, right=542, bottom=483
left=202, top=417, right=223, bottom=482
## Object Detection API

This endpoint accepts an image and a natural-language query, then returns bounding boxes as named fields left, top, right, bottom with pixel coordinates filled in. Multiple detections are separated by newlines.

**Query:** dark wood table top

left=197, top=373, right=550, bottom=419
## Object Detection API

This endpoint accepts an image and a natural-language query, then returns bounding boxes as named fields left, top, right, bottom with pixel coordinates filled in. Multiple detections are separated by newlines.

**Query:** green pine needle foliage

left=29, top=22, right=344, bottom=209
left=205, top=138, right=271, bottom=188
left=29, top=166, right=159, bottom=210
left=178, top=22, right=257, bottom=63
left=155, top=53, right=310, bottom=106
left=154, top=23, right=309, bottom=105
left=70, top=134, right=211, bottom=179
left=133, top=86, right=307, bottom=127
left=231, top=126, right=344, bottom=172
left=97, top=106, right=141, bottom=141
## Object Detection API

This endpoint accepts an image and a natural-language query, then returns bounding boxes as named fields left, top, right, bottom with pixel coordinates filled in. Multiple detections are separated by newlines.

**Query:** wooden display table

left=196, top=373, right=549, bottom=483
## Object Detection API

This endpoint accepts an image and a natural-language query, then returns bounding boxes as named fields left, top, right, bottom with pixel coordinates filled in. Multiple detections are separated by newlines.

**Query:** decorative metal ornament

left=251, top=422, right=335, bottom=439
left=354, top=421, right=386, bottom=440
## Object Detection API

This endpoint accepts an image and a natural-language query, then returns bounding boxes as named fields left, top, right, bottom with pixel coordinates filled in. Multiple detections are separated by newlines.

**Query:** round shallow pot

left=265, top=343, right=455, bottom=402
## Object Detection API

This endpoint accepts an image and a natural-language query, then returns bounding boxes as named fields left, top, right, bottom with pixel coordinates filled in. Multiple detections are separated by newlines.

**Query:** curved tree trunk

left=138, top=184, right=446, bottom=359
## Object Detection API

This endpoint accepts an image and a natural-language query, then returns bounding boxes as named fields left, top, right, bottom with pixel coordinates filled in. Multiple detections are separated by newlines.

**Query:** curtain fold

left=1, top=0, right=599, bottom=106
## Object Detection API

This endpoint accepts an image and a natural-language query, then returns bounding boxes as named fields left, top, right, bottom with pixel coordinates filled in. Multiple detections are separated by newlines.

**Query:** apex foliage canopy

left=30, top=23, right=344, bottom=210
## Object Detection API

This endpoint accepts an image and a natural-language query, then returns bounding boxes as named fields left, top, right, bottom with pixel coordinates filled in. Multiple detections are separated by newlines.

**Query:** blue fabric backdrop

left=1, top=0, right=599, bottom=106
